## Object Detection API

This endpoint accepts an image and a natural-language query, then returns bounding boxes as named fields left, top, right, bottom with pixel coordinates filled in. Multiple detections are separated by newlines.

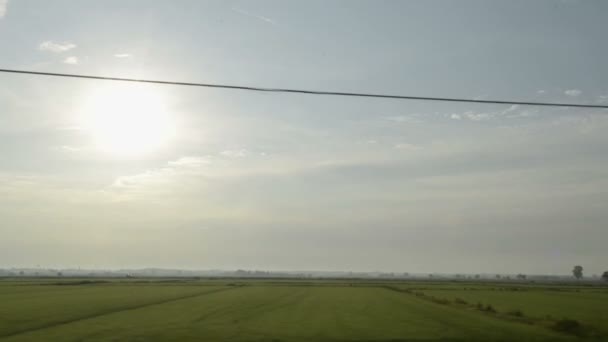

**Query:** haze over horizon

left=1, top=0, right=607, bottom=275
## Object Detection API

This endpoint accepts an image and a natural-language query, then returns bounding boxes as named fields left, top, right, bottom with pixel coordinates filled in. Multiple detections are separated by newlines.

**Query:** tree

left=601, top=271, right=608, bottom=282
left=572, top=265, right=583, bottom=280
left=516, top=274, right=527, bottom=280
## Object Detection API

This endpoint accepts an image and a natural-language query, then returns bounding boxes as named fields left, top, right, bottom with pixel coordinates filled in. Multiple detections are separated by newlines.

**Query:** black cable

left=1, top=68, right=606, bottom=109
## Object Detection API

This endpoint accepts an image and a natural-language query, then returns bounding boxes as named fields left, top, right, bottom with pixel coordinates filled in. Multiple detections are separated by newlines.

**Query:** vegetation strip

left=0, top=287, right=236, bottom=339
left=377, top=285, right=597, bottom=338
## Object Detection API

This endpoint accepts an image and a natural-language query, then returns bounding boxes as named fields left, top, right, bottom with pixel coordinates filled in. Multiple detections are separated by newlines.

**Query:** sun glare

left=80, top=84, right=175, bottom=157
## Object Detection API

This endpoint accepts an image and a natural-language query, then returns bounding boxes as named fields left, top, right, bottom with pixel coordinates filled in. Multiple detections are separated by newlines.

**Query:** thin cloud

left=112, top=168, right=174, bottom=190
left=56, top=125, right=82, bottom=131
left=0, top=0, right=8, bottom=18
left=386, top=114, right=422, bottom=124
left=113, top=156, right=211, bottom=190
left=386, top=115, right=410, bottom=123
left=450, top=105, right=531, bottom=121
left=564, top=89, right=582, bottom=97
left=110, top=156, right=213, bottom=192
left=220, top=149, right=249, bottom=158
left=168, top=156, right=210, bottom=167
left=63, top=56, right=79, bottom=65
left=450, top=113, right=462, bottom=120
left=463, top=110, right=490, bottom=121
left=232, top=7, right=276, bottom=25
left=113, top=53, right=132, bottom=58
left=112, top=150, right=258, bottom=194
left=502, top=105, right=519, bottom=114
left=58, top=145, right=84, bottom=152
left=394, top=143, right=420, bottom=151
left=39, top=40, right=76, bottom=53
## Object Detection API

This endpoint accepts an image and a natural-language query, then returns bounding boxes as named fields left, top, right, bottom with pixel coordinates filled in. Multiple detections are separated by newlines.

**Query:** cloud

left=232, top=7, right=276, bottom=25
left=57, top=145, right=84, bottom=152
left=220, top=149, right=249, bottom=158
left=463, top=110, right=490, bottom=121
left=112, top=168, right=175, bottom=190
left=500, top=104, right=538, bottom=119
left=56, top=125, right=82, bottom=131
left=387, top=116, right=408, bottom=122
left=394, top=143, right=420, bottom=151
left=0, top=0, right=8, bottom=18
left=385, top=114, right=423, bottom=124
left=564, top=89, right=582, bottom=97
left=449, top=105, right=533, bottom=121
left=113, top=53, right=132, bottom=58
left=113, top=151, right=254, bottom=190
left=168, top=156, right=210, bottom=167
left=112, top=156, right=216, bottom=192
left=110, top=149, right=275, bottom=199
left=386, top=116, right=408, bottom=123
left=505, top=104, right=519, bottom=112
left=63, top=56, right=79, bottom=65
left=39, top=41, right=77, bottom=53
left=537, top=90, right=546, bottom=94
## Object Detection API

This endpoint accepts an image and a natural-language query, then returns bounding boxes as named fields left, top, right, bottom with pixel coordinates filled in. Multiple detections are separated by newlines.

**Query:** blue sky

left=0, top=0, right=607, bottom=275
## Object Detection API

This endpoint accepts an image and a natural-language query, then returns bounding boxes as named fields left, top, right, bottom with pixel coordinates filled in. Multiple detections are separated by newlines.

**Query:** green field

left=0, top=280, right=606, bottom=341
left=394, top=283, right=608, bottom=338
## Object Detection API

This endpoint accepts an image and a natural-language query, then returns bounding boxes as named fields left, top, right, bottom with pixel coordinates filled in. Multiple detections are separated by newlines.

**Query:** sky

left=0, top=0, right=607, bottom=275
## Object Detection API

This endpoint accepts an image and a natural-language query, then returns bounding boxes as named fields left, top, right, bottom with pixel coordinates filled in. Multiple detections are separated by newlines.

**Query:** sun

left=80, top=83, right=175, bottom=157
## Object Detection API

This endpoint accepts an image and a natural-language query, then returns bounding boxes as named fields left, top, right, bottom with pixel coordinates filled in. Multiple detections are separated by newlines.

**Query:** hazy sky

left=1, top=0, right=607, bottom=275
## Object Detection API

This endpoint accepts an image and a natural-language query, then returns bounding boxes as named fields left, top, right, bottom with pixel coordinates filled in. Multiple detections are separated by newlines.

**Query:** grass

left=409, top=286, right=608, bottom=337
left=0, top=283, right=225, bottom=338
left=0, top=279, right=603, bottom=341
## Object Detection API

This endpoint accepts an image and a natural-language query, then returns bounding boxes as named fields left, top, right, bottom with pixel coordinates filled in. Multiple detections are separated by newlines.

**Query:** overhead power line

left=1, top=68, right=607, bottom=109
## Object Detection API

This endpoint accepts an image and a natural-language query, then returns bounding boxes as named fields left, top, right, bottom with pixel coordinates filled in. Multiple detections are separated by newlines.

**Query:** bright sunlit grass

left=79, top=83, right=175, bottom=157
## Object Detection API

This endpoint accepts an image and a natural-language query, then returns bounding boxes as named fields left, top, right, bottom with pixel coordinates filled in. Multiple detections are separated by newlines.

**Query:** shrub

left=553, top=319, right=583, bottom=335
left=484, top=304, right=496, bottom=313
left=454, top=298, right=468, bottom=305
left=432, top=298, right=450, bottom=305
left=507, top=309, right=524, bottom=317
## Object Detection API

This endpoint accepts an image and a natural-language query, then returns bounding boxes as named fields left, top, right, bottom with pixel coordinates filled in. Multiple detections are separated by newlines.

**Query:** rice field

left=0, top=279, right=605, bottom=341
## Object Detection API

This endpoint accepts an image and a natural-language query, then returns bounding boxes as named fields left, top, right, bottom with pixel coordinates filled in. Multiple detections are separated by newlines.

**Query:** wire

left=1, top=68, right=607, bottom=109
